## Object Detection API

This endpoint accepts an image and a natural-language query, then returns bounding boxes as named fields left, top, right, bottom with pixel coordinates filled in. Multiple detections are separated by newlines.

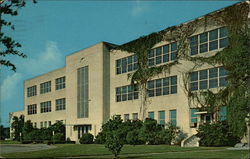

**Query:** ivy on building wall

left=112, top=2, right=249, bottom=138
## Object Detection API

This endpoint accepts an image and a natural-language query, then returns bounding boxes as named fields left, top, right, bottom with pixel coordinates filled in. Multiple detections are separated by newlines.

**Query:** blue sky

left=0, top=0, right=239, bottom=127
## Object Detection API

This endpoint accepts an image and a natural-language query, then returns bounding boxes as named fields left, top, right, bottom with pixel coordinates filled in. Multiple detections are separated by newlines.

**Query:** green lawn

left=2, top=144, right=249, bottom=158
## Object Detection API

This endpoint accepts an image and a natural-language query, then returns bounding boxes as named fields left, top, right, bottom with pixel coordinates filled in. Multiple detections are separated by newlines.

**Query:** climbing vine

left=112, top=2, right=249, bottom=138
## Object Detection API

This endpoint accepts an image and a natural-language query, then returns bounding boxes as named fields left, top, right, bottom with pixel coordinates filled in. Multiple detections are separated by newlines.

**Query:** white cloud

left=0, top=73, right=24, bottom=101
left=22, top=41, right=64, bottom=76
left=131, top=1, right=149, bottom=16
left=0, top=41, right=64, bottom=102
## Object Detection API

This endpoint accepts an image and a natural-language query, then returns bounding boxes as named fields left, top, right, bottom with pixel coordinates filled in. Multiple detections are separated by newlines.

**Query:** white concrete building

left=10, top=2, right=248, bottom=142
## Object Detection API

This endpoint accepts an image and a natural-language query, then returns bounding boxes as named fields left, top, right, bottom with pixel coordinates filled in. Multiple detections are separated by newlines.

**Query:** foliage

left=11, top=115, right=24, bottom=141
left=126, top=129, right=143, bottom=145
left=79, top=133, right=94, bottom=144
left=138, top=118, right=162, bottom=145
left=53, top=133, right=65, bottom=143
left=0, top=125, right=10, bottom=140
left=103, top=115, right=125, bottom=158
left=196, top=122, right=240, bottom=146
left=94, top=132, right=106, bottom=144
left=113, top=2, right=249, bottom=139
left=0, top=0, right=36, bottom=71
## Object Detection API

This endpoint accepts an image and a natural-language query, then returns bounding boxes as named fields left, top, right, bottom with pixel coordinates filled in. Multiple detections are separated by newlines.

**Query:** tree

left=103, top=115, right=124, bottom=158
left=0, top=0, right=36, bottom=71
left=11, top=115, right=24, bottom=141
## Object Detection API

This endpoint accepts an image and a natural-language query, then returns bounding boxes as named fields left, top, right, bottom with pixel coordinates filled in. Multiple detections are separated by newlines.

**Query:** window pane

left=219, top=27, right=228, bottom=38
left=219, top=67, right=228, bottom=76
left=128, top=56, right=132, bottom=64
left=163, top=54, right=169, bottom=62
left=148, top=81, right=155, bottom=89
left=200, top=33, right=208, bottom=43
left=209, top=40, right=218, bottom=51
left=163, top=45, right=169, bottom=54
left=156, top=47, right=162, bottom=56
left=171, top=51, right=177, bottom=61
left=148, top=112, right=154, bottom=119
left=163, top=78, right=169, bottom=86
left=200, top=43, right=208, bottom=53
left=171, top=85, right=177, bottom=94
left=200, top=80, right=208, bottom=90
left=209, top=79, right=218, bottom=88
left=148, top=89, right=154, bottom=97
left=219, top=77, right=227, bottom=87
left=171, top=76, right=177, bottom=85
left=156, top=88, right=162, bottom=96
left=209, top=68, right=218, bottom=78
left=156, top=79, right=162, bottom=87
left=209, top=29, right=218, bottom=41
left=148, top=50, right=154, bottom=58
left=199, top=70, right=208, bottom=80
left=190, top=82, right=198, bottom=91
left=155, top=56, right=162, bottom=64
left=191, top=46, right=198, bottom=55
left=163, top=87, right=170, bottom=95
left=220, top=38, right=228, bottom=48
left=171, top=42, right=177, bottom=51
left=191, top=72, right=198, bottom=81
left=190, top=36, right=198, bottom=46
left=148, top=58, right=155, bottom=66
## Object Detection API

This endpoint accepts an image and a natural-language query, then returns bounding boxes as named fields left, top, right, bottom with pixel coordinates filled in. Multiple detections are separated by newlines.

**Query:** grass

left=0, top=140, right=21, bottom=144
left=2, top=144, right=249, bottom=158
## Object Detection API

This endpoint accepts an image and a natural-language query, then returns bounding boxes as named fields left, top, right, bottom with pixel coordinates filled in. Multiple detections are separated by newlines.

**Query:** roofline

left=119, top=1, right=245, bottom=47
left=25, top=66, right=66, bottom=82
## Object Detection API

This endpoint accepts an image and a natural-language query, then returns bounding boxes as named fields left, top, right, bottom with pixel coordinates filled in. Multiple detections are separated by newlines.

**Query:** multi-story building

left=10, top=2, right=248, bottom=142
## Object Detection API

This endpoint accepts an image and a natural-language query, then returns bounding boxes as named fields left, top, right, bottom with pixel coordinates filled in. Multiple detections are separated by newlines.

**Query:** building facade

left=10, top=2, right=248, bottom=142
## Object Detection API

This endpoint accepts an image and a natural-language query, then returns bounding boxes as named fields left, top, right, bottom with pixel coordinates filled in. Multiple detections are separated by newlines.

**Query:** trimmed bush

left=53, top=133, right=65, bottom=143
left=79, top=133, right=94, bottom=144
left=126, top=129, right=143, bottom=145
left=94, top=132, right=106, bottom=144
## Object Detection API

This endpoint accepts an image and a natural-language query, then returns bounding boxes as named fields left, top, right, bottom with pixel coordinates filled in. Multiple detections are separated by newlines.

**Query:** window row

left=190, top=27, right=228, bottom=55
left=116, top=85, right=139, bottom=102
left=27, top=76, right=66, bottom=97
left=40, top=121, right=52, bottom=128
left=148, top=42, right=177, bottom=66
left=116, top=27, right=228, bottom=75
left=190, top=67, right=228, bottom=91
left=148, top=76, right=177, bottom=97
left=116, top=55, right=138, bottom=74
left=123, top=113, right=139, bottom=121
left=147, top=110, right=177, bottom=126
left=27, top=98, right=66, bottom=115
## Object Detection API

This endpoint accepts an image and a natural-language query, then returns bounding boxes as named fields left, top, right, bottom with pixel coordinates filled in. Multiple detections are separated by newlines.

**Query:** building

left=10, top=2, right=248, bottom=142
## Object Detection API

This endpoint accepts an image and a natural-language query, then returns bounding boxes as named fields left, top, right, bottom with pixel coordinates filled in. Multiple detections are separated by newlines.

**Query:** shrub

left=138, top=118, right=163, bottom=145
left=53, top=133, right=65, bottom=143
left=126, top=129, right=143, bottom=145
left=196, top=122, right=240, bottom=146
left=79, top=133, right=94, bottom=144
left=94, top=132, right=106, bottom=144
left=105, top=131, right=124, bottom=158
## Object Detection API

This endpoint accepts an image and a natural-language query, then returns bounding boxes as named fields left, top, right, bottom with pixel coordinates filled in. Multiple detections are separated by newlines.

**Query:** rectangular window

left=190, top=109, right=198, bottom=127
left=190, top=27, right=228, bottom=55
left=40, top=101, right=51, bottom=113
left=27, top=104, right=37, bottom=115
left=40, top=122, right=43, bottom=128
left=148, top=112, right=154, bottom=119
left=124, top=114, right=129, bottom=121
left=44, top=121, right=47, bottom=128
left=56, top=98, right=66, bottom=111
left=27, top=85, right=37, bottom=97
left=40, top=81, right=51, bottom=94
left=55, top=76, right=66, bottom=90
left=170, top=110, right=177, bottom=126
left=116, top=84, right=139, bottom=102
left=219, top=106, right=227, bottom=121
left=132, top=113, right=138, bottom=120
left=77, top=66, right=89, bottom=118
left=190, top=67, right=227, bottom=91
left=148, top=42, right=177, bottom=67
left=147, top=75, right=177, bottom=98
left=34, top=122, right=37, bottom=128
left=116, top=55, right=138, bottom=75
left=48, top=121, right=52, bottom=127
left=158, top=111, right=165, bottom=125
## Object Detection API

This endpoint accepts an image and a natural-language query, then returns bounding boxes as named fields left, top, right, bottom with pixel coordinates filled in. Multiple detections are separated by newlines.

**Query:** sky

left=0, top=0, right=239, bottom=127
